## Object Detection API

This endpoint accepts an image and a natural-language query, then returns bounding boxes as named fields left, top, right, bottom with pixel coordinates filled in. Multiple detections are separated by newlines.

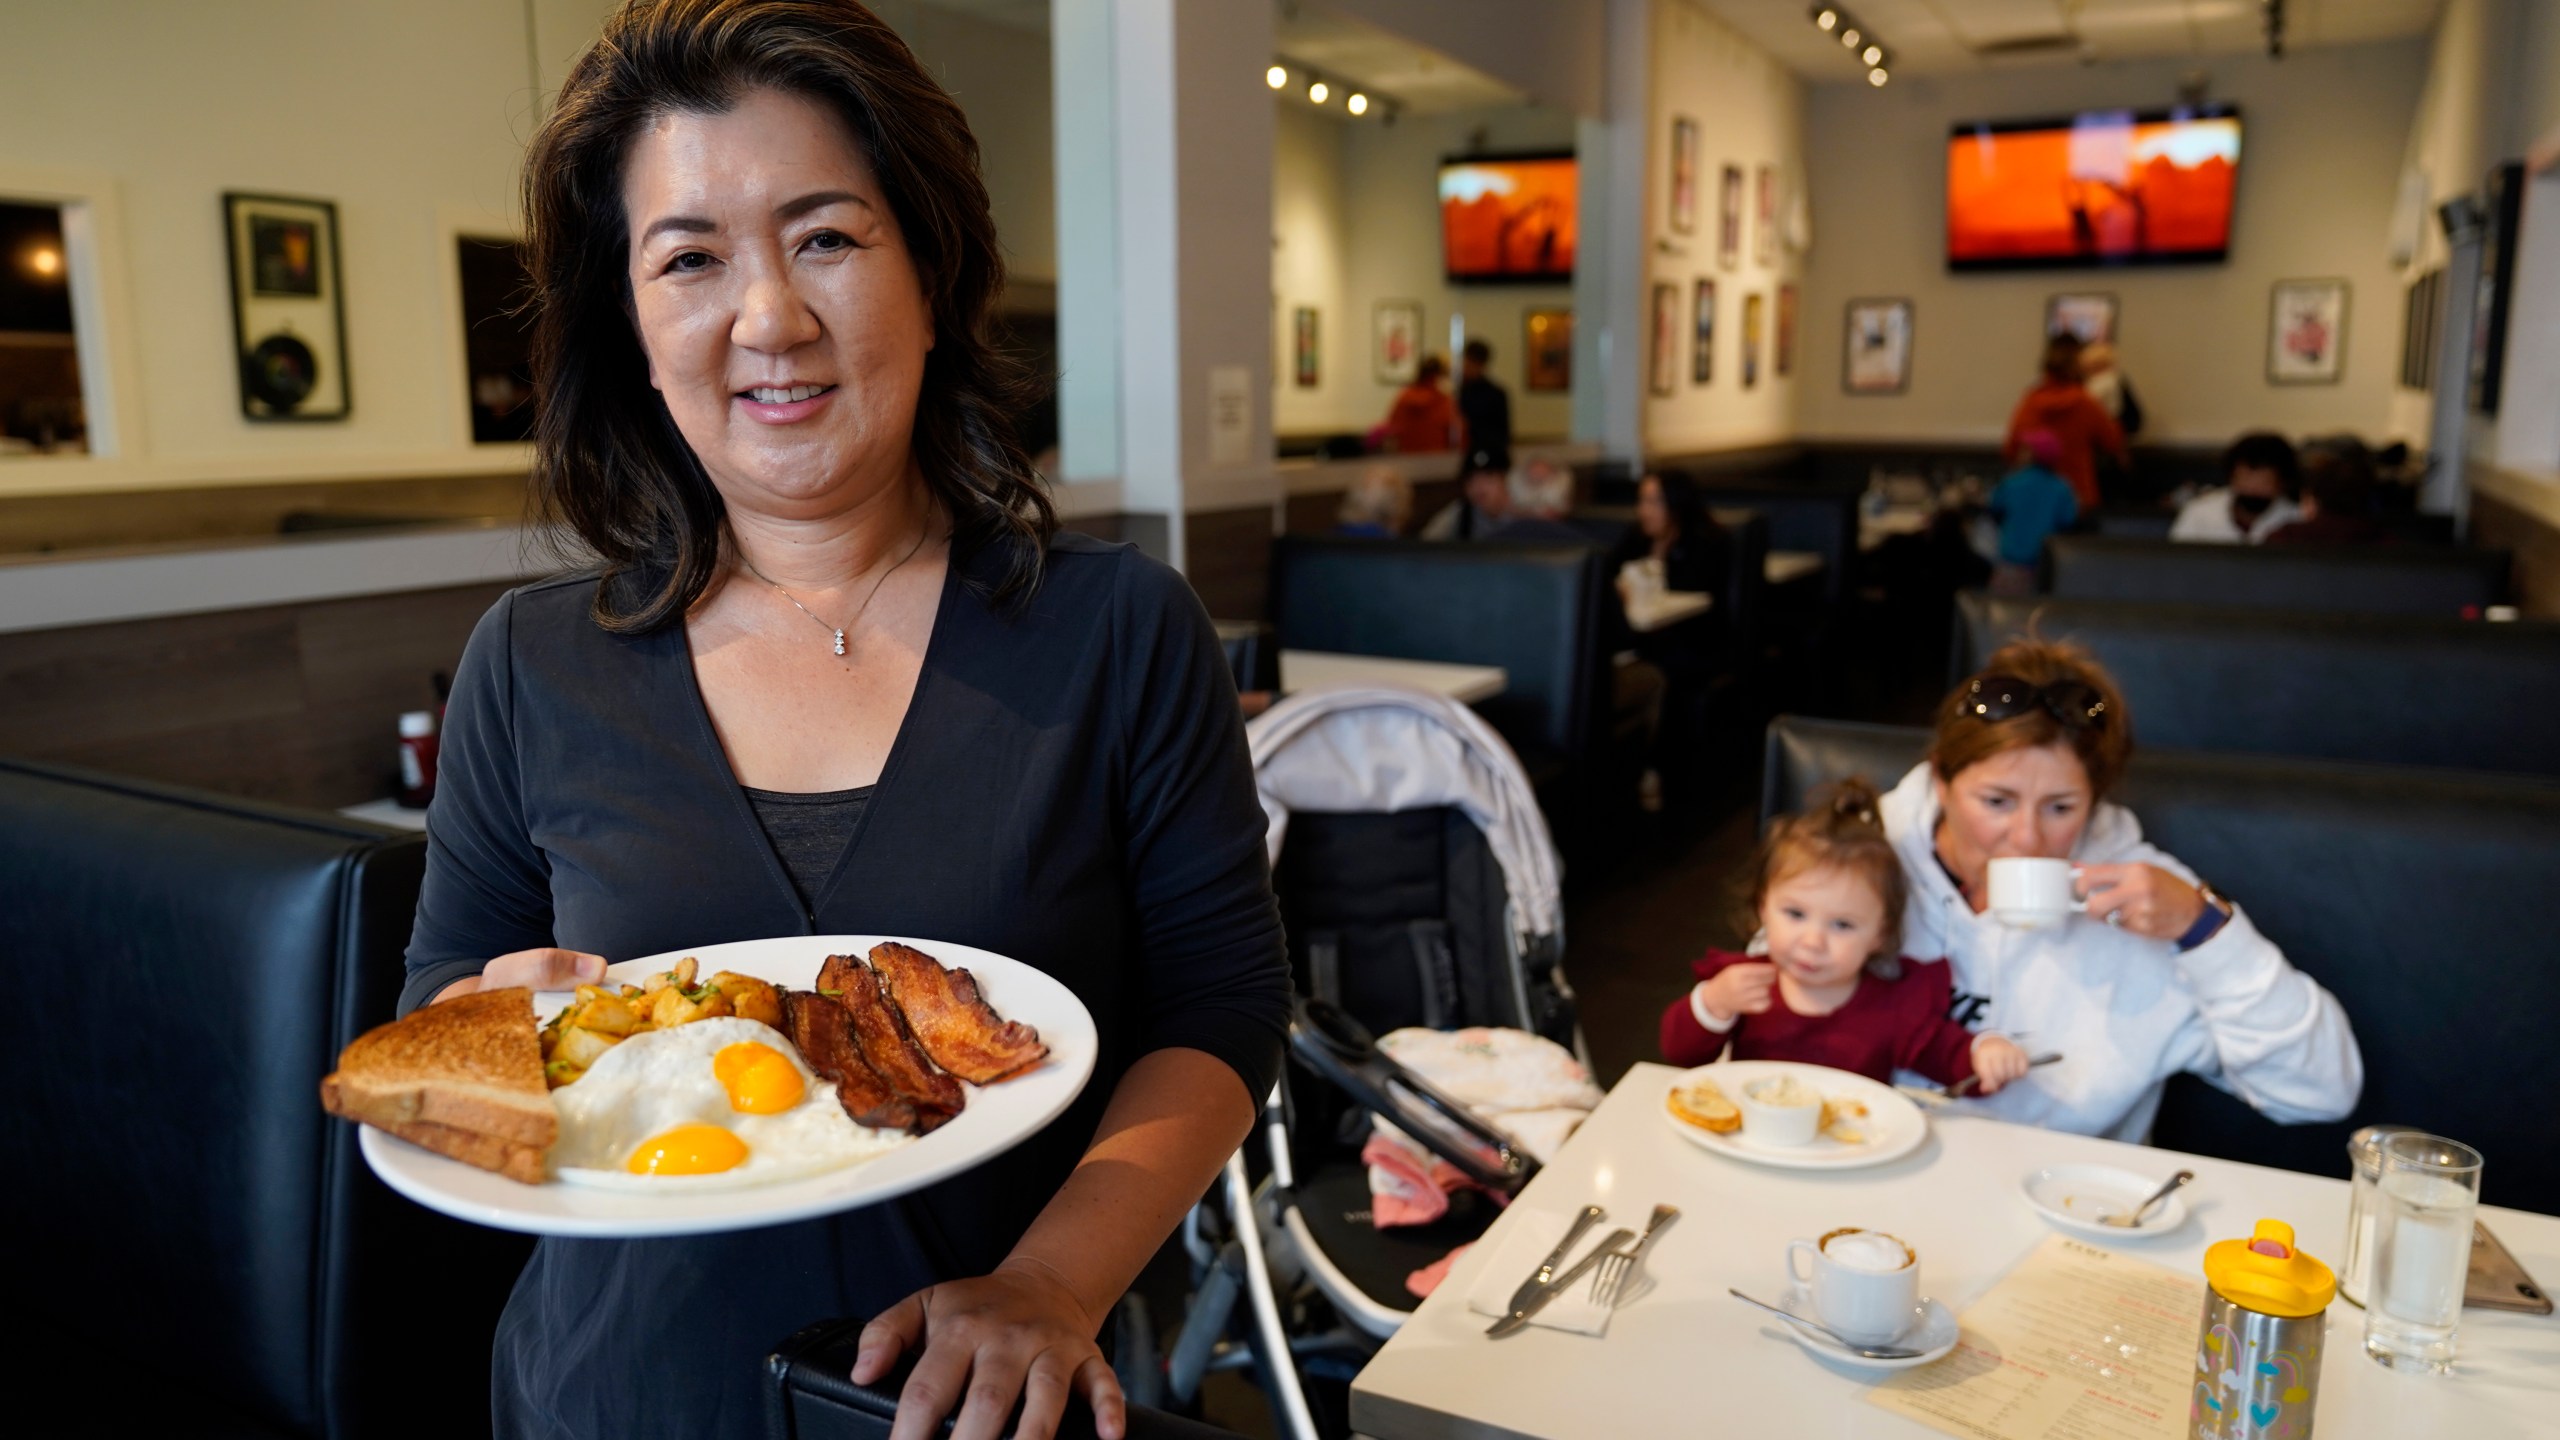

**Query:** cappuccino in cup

left=1786, top=1227, right=1920, bottom=1346
left=1987, top=856, right=2077, bottom=929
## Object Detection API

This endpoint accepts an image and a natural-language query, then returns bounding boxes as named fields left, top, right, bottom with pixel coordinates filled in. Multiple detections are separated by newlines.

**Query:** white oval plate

left=1660, top=1060, right=1928, bottom=1171
left=1766, top=1284, right=1959, bottom=1370
left=2020, top=1163, right=2189, bottom=1239
left=359, top=934, right=1097, bottom=1238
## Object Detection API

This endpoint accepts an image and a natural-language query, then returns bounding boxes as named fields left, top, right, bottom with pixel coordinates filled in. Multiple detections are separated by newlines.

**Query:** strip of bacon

left=781, top=988, right=920, bottom=1134
left=869, top=942, right=1049, bottom=1084
left=818, top=953, right=963, bottom=1131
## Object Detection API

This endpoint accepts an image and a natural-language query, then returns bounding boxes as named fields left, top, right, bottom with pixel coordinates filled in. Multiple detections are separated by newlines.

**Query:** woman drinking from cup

left=1876, top=639, right=2361, bottom=1140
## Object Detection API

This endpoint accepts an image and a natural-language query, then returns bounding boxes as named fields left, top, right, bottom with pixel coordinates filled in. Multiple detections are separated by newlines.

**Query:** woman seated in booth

left=1874, top=640, right=2362, bottom=1141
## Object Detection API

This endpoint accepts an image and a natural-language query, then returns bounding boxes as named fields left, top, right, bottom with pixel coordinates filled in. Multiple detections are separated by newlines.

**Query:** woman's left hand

left=853, top=1259, right=1123, bottom=1440
left=2075, top=862, right=2206, bottom=941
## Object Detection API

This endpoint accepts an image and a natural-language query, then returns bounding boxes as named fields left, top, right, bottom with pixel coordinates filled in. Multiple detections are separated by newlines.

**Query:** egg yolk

left=713, top=1041, right=806, bottom=1115
left=625, top=1124, right=749, bottom=1176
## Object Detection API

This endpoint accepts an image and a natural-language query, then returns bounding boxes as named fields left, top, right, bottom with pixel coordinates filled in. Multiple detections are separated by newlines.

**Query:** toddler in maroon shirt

left=1660, top=779, right=2029, bottom=1090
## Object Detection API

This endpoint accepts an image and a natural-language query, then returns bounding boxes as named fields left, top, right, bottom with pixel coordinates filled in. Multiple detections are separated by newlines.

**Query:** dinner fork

left=1590, top=1204, right=1680, bottom=1310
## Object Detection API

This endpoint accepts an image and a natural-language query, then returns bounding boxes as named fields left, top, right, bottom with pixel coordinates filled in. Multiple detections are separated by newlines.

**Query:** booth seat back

left=0, top=759, right=528, bottom=1438
left=1270, top=536, right=1606, bottom=775
left=1761, top=719, right=2560, bottom=1216
left=1694, top=479, right=1861, bottom=604
left=1954, top=592, right=2560, bottom=777
left=2048, top=535, right=2509, bottom=615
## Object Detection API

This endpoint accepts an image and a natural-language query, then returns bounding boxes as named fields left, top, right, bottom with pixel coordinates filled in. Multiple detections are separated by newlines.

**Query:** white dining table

left=1623, top=590, right=1712, bottom=633
left=1280, top=650, right=1508, bottom=705
left=1349, top=1062, right=2560, bottom=1440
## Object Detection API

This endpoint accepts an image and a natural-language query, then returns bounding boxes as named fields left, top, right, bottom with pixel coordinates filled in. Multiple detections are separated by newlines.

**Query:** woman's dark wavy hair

left=524, top=0, right=1053, bottom=631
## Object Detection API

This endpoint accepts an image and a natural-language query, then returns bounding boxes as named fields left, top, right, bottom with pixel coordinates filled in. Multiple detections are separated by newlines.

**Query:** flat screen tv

left=1439, top=152, right=1576, bottom=284
left=1947, top=107, right=2240, bottom=270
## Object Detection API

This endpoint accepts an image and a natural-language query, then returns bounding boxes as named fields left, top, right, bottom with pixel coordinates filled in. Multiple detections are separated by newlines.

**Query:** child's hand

left=1969, top=1034, right=2031, bottom=1094
left=1698, top=961, right=1778, bottom=1023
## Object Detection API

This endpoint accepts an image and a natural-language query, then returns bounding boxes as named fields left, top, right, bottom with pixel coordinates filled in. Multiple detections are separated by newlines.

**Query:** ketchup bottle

left=398, top=709, right=440, bottom=809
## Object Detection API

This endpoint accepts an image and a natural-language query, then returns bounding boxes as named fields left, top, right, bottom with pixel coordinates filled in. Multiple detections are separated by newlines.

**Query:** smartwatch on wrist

left=2176, top=883, right=2233, bottom=951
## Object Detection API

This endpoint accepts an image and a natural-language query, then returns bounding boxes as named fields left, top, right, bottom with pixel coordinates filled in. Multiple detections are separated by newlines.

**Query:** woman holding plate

left=399, top=3, right=1288, bottom=1437
left=1875, top=639, right=2362, bottom=1142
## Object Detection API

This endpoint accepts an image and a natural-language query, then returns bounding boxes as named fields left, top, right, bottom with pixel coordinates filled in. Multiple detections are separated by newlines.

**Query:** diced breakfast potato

left=649, top=987, right=706, bottom=1029
left=724, top=979, right=781, bottom=1027
left=553, top=1024, right=620, bottom=1070
left=576, top=992, right=641, bottom=1036
left=694, top=988, right=733, bottom=1019
left=544, top=1060, right=583, bottom=1088
left=672, top=957, right=698, bottom=987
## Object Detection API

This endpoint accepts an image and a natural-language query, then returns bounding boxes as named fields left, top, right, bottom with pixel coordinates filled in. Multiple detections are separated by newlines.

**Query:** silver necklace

left=739, top=524, right=929, bottom=656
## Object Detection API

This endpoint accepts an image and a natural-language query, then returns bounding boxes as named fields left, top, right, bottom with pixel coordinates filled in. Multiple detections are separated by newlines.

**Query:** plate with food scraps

left=2019, top=1163, right=2189, bottom=1239
left=355, top=934, right=1097, bottom=1238
left=1660, top=1060, right=1927, bottom=1171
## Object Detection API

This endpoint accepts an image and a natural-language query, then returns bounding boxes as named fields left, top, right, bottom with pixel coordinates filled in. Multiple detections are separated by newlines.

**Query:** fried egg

left=550, top=1016, right=907, bottom=1191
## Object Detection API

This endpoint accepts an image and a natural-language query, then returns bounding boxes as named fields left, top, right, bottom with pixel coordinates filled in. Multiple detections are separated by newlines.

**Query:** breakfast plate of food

left=1661, top=1060, right=1927, bottom=1171
left=331, top=935, right=1096, bottom=1237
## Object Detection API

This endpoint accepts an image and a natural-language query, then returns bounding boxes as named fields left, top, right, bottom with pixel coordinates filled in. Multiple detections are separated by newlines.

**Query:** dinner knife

left=1504, top=1204, right=1605, bottom=1315
left=1486, top=1226, right=1636, bottom=1338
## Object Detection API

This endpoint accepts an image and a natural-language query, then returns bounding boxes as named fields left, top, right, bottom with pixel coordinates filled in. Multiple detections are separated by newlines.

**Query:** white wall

left=1795, top=40, right=2429, bottom=447
left=1642, top=0, right=1805, bottom=455
left=1270, top=101, right=1580, bottom=441
left=0, top=0, right=1052, bottom=498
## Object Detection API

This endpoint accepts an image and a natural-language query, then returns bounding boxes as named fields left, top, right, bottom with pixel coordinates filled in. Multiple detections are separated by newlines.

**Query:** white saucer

left=1767, top=1284, right=1958, bottom=1370
left=2020, top=1163, right=2189, bottom=1238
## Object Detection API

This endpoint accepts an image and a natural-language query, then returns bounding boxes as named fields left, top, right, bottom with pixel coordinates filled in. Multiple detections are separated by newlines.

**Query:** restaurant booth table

left=1348, top=1063, right=2560, bottom=1440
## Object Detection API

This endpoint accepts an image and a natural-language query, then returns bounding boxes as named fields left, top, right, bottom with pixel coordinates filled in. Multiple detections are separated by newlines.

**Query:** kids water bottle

left=2191, top=1219, right=2334, bottom=1440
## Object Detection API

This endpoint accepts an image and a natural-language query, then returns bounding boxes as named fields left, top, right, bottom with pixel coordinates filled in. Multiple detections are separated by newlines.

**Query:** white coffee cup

left=1786, top=1227, right=1920, bottom=1346
left=1987, top=856, right=2078, bottom=929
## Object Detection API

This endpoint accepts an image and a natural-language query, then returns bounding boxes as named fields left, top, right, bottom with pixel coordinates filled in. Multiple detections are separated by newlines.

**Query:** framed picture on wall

left=1374, top=300, right=1423, bottom=384
left=2045, top=292, right=2118, bottom=344
left=1691, top=278, right=1716, bottom=385
left=1843, top=298, right=1913, bottom=395
left=1649, top=283, right=1679, bottom=397
left=1776, top=283, right=1797, bottom=377
left=222, top=192, right=350, bottom=421
left=1669, top=116, right=1699, bottom=235
left=1292, top=307, right=1319, bottom=388
left=1524, top=308, right=1573, bottom=391
left=1717, top=165, right=1744, bottom=270
left=1754, top=165, right=1777, bottom=266
left=2267, top=278, right=2348, bottom=385
left=1741, top=292, right=1765, bottom=389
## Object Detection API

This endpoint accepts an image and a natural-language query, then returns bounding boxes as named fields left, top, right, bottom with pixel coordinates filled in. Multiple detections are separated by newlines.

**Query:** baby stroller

left=1149, top=687, right=1584, bottom=1440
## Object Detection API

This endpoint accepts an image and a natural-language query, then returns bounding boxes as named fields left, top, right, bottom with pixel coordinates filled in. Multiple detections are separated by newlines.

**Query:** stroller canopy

left=1246, top=686, right=1562, bottom=949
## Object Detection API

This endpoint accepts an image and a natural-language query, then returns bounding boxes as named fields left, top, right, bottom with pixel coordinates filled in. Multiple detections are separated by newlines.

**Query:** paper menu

left=1870, top=1234, right=2204, bottom=1440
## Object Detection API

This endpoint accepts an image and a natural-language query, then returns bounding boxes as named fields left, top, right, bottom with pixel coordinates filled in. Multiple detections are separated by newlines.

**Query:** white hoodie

left=1877, top=763, right=2362, bottom=1142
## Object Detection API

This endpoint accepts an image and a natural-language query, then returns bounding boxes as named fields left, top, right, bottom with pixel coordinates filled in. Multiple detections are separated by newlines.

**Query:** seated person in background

left=1985, top=429, right=2080, bottom=596
left=1379, top=354, right=1457, bottom=455
left=1335, top=466, right=1412, bottom=538
left=1610, top=468, right=1727, bottom=598
left=1661, top=779, right=2032, bottom=1091
left=2172, top=432, right=2303, bottom=544
left=1418, top=459, right=1514, bottom=540
left=2264, top=446, right=2392, bottom=546
left=1482, top=458, right=1587, bottom=543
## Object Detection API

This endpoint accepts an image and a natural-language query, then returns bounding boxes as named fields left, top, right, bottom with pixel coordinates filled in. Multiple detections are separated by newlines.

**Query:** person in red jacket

left=2004, top=335, right=2127, bottom=510
left=1660, top=778, right=2030, bottom=1089
left=1379, top=354, right=1457, bottom=455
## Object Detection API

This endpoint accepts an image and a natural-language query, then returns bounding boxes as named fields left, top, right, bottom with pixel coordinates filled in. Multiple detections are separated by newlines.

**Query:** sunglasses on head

left=1964, top=674, right=2109, bottom=730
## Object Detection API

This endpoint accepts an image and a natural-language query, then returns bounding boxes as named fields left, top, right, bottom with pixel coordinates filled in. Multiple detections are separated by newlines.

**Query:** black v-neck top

left=402, top=533, right=1288, bottom=1438
left=741, top=784, right=873, bottom=908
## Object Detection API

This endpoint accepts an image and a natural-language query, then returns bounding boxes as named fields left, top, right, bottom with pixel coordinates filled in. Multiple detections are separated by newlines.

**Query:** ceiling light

left=1863, top=44, right=1882, bottom=64
left=1347, top=92, right=1369, bottom=116
left=1308, top=80, right=1329, bottom=104
left=1841, top=27, right=1861, bottom=47
left=1266, top=65, right=1287, bottom=90
left=26, top=245, right=63, bottom=278
left=1815, top=8, right=1838, bottom=31
left=1869, top=67, right=1889, bottom=86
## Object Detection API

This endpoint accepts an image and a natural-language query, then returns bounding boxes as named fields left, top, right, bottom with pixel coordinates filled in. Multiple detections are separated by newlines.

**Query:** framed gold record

left=223, top=192, right=350, bottom=420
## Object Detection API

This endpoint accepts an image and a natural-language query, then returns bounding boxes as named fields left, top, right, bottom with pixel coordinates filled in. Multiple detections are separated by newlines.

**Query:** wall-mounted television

left=1947, top=107, right=2241, bottom=270
left=1439, top=152, right=1576, bottom=284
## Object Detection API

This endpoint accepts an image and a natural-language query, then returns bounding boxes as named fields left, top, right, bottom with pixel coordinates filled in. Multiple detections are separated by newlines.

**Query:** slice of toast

left=369, top=1116, right=549, bottom=1185
left=1667, top=1076, right=1741, bottom=1133
left=322, top=988, right=557, bottom=1171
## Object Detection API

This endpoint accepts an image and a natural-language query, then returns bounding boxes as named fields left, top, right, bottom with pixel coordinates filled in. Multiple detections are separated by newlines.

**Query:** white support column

left=1575, top=0, right=1652, bottom=464
left=1052, top=0, right=1123, bottom=497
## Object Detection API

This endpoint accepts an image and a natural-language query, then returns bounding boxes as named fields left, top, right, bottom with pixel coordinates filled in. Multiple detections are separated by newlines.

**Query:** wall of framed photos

left=1794, top=39, right=2427, bottom=448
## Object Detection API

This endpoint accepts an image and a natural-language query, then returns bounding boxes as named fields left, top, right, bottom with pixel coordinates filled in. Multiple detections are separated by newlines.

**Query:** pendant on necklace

left=832, top=629, right=847, bottom=656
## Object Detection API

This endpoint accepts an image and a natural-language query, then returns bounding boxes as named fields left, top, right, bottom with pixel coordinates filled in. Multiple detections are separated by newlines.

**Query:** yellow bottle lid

left=2202, top=1218, right=2337, bottom=1318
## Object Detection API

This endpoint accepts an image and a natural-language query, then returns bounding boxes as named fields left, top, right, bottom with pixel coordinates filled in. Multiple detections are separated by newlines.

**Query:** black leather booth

left=2, top=759, right=529, bottom=1438
left=2048, top=535, right=2509, bottom=616
left=1761, top=719, right=2560, bottom=1217
left=1694, top=478, right=1862, bottom=606
left=1270, top=536, right=1607, bottom=814
left=1953, top=592, right=2560, bottom=777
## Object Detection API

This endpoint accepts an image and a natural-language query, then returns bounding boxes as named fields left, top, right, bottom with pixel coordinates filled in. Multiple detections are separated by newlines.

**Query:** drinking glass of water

left=2364, top=1132, right=2483, bottom=1373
